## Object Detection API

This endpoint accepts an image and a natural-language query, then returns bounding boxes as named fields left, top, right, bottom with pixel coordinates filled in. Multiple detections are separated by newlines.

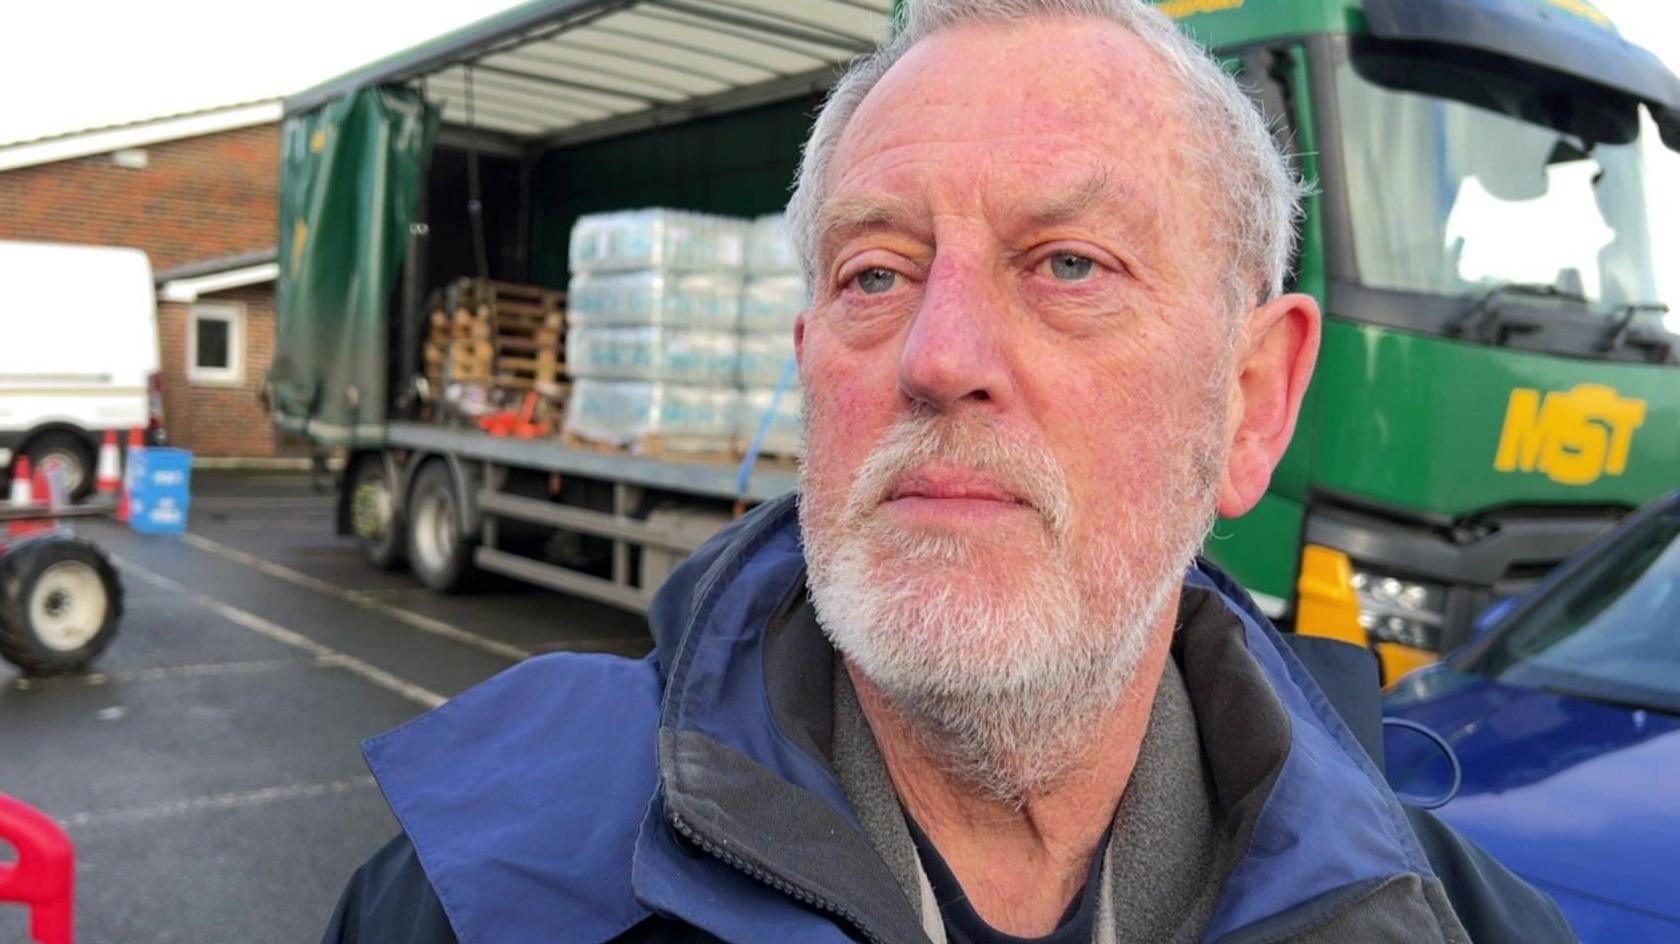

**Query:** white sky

left=0, top=1, right=527, bottom=145
left=0, top=0, right=1674, bottom=299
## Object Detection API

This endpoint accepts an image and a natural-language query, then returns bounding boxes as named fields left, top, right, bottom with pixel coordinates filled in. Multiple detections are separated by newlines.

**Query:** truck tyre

left=350, top=458, right=406, bottom=571
left=24, top=431, right=96, bottom=500
left=0, top=536, right=124, bottom=677
left=407, top=461, right=476, bottom=592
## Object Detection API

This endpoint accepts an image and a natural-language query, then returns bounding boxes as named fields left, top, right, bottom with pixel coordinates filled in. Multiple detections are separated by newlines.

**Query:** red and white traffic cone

left=96, top=430, right=122, bottom=501
left=8, top=455, right=31, bottom=508
left=7, top=456, right=50, bottom=537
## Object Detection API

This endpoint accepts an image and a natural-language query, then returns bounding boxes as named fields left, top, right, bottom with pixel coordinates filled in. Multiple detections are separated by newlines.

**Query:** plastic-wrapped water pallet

left=568, top=270, right=742, bottom=330
left=738, top=331, right=797, bottom=388
left=746, top=213, right=800, bottom=275
left=569, top=209, right=747, bottom=274
left=738, top=386, right=804, bottom=458
left=567, top=326, right=739, bottom=384
left=565, top=378, right=740, bottom=454
left=740, top=274, right=805, bottom=334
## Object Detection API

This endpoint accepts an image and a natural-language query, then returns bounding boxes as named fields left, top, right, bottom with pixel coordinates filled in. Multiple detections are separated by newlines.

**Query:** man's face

left=796, top=17, right=1237, bottom=779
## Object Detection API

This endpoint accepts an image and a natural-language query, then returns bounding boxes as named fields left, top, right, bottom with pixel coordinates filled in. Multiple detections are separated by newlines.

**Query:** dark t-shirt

left=905, top=814, right=1113, bottom=944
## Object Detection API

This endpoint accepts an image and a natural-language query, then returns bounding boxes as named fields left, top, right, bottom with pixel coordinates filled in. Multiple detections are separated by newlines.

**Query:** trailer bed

left=386, top=421, right=798, bottom=503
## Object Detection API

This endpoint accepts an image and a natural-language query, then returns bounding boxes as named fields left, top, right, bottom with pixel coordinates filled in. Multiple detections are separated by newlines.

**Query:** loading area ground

left=1, top=471, right=651, bottom=943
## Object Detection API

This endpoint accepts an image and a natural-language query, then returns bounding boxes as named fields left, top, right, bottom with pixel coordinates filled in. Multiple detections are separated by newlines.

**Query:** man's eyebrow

left=816, top=193, right=927, bottom=251
left=1025, top=169, right=1155, bottom=230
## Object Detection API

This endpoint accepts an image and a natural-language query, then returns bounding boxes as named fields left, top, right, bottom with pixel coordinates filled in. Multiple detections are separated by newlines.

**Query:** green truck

left=1163, top=0, right=1680, bottom=679
left=272, top=0, right=1680, bottom=667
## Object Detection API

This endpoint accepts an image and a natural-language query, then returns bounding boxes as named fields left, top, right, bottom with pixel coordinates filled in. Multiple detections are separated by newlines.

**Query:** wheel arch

left=13, top=422, right=99, bottom=464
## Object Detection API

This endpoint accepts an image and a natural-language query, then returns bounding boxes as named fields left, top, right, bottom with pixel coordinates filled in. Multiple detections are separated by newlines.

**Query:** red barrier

left=0, top=793, right=73, bottom=944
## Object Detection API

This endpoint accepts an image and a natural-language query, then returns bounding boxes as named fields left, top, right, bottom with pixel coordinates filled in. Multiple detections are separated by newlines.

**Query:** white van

left=0, top=241, right=164, bottom=497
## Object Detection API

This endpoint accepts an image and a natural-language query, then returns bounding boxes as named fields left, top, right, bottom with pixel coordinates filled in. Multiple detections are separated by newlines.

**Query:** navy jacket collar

left=364, top=495, right=1435, bottom=943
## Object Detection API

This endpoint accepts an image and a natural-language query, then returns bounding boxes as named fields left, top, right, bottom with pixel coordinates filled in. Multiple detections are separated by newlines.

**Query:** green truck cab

left=1147, top=0, right=1680, bottom=679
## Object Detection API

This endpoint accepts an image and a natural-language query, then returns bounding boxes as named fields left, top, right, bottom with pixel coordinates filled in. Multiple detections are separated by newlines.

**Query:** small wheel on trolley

left=0, top=534, right=125, bottom=677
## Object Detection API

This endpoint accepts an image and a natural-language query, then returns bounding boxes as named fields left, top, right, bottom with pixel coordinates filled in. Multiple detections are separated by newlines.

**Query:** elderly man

left=326, top=2, right=1576, bottom=942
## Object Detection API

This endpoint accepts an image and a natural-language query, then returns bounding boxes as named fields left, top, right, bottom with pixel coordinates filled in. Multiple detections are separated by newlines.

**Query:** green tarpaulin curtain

left=271, top=86, right=437, bottom=445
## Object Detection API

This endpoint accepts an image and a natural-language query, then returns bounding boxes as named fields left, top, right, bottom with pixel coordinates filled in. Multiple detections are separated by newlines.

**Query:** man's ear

left=794, top=309, right=808, bottom=368
left=1216, top=292, right=1321, bottom=518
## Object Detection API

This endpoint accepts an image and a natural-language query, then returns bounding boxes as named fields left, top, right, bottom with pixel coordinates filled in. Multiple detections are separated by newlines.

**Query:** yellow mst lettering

left=1494, top=385, right=1645, bottom=486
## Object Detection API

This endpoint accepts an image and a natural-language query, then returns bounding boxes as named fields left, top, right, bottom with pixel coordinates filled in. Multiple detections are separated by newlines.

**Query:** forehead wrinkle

left=1027, top=168, right=1115, bottom=224
left=953, top=160, right=1161, bottom=269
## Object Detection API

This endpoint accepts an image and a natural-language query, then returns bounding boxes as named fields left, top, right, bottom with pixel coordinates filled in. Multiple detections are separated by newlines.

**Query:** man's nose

left=898, top=256, right=1013, bottom=412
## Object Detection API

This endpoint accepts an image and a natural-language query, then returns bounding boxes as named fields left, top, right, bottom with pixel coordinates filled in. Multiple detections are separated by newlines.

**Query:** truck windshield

left=1467, top=502, right=1680, bottom=717
left=1335, top=54, right=1665, bottom=317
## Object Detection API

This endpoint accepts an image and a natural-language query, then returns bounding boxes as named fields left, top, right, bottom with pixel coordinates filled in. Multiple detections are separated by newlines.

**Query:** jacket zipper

left=668, top=811, right=890, bottom=944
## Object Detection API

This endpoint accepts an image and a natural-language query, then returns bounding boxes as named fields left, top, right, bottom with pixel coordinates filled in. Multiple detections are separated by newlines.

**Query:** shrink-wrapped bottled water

left=567, top=326, right=739, bottom=385
left=746, top=213, right=801, bottom=275
left=740, top=274, right=805, bottom=334
left=737, top=386, right=804, bottom=458
left=569, top=270, right=742, bottom=330
left=565, top=378, right=740, bottom=453
left=737, top=331, right=796, bottom=388
left=568, top=209, right=747, bottom=274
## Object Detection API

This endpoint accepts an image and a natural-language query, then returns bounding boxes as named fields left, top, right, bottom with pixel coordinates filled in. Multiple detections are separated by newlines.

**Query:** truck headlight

left=1349, top=568, right=1446, bottom=651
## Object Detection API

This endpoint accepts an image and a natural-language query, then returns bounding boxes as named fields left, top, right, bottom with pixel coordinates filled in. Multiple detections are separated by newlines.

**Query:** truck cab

left=1160, top=0, right=1680, bottom=679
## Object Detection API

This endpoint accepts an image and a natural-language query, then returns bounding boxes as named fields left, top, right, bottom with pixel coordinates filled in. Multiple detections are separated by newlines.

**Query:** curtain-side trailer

left=270, top=1, right=889, bottom=612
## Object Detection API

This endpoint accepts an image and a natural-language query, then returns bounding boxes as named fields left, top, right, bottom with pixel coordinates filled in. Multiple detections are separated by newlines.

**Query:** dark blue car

left=1385, top=491, right=1680, bottom=942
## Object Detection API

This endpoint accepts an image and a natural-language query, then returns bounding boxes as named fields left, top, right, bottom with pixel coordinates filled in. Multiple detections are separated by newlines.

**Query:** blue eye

left=854, top=267, right=897, bottom=295
left=1046, top=253, right=1096, bottom=282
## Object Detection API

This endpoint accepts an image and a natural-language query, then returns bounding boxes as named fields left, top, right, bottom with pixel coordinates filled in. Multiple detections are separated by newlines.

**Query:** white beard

left=799, top=407, right=1220, bottom=804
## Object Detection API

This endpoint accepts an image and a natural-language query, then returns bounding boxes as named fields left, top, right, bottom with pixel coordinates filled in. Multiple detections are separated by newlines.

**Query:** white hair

left=786, top=0, right=1308, bottom=314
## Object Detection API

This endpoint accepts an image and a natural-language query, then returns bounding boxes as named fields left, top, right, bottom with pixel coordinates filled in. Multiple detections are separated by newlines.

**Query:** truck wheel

left=350, top=458, right=406, bottom=571
left=0, top=537, right=124, bottom=677
left=407, top=462, right=476, bottom=592
left=24, top=431, right=96, bottom=500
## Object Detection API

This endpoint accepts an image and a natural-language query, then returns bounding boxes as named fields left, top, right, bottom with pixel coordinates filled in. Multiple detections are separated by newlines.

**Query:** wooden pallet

left=423, top=278, right=568, bottom=399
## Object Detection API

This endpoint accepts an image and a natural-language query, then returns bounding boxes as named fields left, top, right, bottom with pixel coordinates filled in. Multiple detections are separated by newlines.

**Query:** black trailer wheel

left=24, top=431, right=96, bottom=500
left=0, top=536, right=124, bottom=677
left=350, top=457, right=406, bottom=571
left=407, top=461, right=476, bottom=593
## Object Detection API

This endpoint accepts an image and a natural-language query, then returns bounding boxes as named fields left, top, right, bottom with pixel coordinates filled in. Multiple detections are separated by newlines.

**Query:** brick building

left=0, top=102, right=291, bottom=459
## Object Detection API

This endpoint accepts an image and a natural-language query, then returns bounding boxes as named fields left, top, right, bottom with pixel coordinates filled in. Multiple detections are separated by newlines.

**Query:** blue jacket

left=325, top=494, right=1575, bottom=943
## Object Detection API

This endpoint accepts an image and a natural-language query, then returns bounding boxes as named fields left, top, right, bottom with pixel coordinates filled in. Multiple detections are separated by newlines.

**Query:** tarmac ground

left=1, top=471, right=651, bottom=943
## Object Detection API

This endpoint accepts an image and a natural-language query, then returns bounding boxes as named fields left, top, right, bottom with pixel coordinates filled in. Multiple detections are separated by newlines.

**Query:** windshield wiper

left=1596, top=301, right=1673, bottom=361
left=1449, top=282, right=1586, bottom=345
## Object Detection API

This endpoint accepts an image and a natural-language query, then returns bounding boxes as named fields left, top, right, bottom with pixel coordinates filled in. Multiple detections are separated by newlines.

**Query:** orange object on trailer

left=477, top=392, right=550, bottom=439
left=0, top=792, right=75, bottom=944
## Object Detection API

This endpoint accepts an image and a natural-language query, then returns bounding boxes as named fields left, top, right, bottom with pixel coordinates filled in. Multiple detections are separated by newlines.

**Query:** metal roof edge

left=0, top=102, right=282, bottom=173
left=282, top=0, right=624, bottom=118
left=157, top=261, right=280, bottom=303
left=154, top=249, right=279, bottom=284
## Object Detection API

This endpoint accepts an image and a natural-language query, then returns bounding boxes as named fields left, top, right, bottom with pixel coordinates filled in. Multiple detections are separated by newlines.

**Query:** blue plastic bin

left=127, top=447, right=193, bottom=534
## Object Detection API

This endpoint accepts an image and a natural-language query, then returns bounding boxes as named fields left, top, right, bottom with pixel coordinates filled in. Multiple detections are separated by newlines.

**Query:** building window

left=188, top=303, right=245, bottom=385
